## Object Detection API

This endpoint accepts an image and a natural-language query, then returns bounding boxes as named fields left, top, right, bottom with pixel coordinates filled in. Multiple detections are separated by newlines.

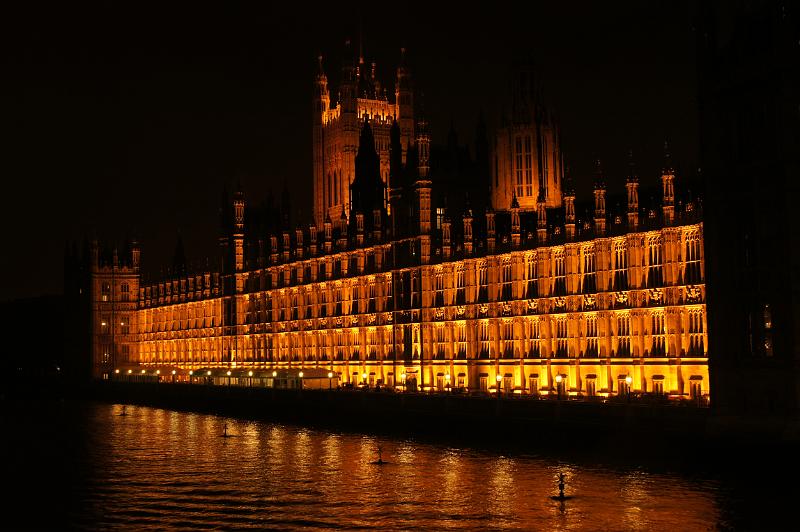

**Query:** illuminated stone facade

left=89, top=56, right=708, bottom=403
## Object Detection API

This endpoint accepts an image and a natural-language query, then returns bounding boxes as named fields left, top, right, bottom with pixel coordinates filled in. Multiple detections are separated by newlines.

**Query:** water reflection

left=2, top=401, right=738, bottom=530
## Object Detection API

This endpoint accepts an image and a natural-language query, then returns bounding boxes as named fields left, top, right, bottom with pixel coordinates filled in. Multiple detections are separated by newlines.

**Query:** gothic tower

left=492, top=61, right=563, bottom=211
left=313, top=44, right=415, bottom=226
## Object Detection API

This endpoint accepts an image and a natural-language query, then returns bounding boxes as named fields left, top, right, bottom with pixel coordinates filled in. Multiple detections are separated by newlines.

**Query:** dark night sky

left=3, top=1, right=699, bottom=302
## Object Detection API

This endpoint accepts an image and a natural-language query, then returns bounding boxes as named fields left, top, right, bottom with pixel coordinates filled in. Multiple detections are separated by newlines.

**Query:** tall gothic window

left=435, top=325, right=446, bottom=360
left=616, top=313, right=631, bottom=356
left=478, top=320, right=490, bottom=358
left=556, top=317, right=568, bottom=357
left=553, top=251, right=566, bottom=296
left=650, top=312, right=666, bottom=355
left=584, top=315, right=598, bottom=357
left=455, top=324, right=467, bottom=359
left=582, top=246, right=596, bottom=294
left=524, top=136, right=533, bottom=196
left=478, top=262, right=488, bottom=303
left=455, top=265, right=465, bottom=304
left=368, top=280, right=376, bottom=313
left=688, top=309, right=705, bottom=356
left=527, top=319, right=541, bottom=358
left=647, top=236, right=663, bottom=288
left=434, top=269, right=444, bottom=307
left=501, top=258, right=513, bottom=301
left=502, top=319, right=514, bottom=358
left=684, top=231, right=702, bottom=284
left=526, top=253, right=538, bottom=298
left=613, top=241, right=628, bottom=290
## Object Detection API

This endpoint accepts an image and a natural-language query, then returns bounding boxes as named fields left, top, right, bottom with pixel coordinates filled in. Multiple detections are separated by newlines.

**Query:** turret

left=232, top=185, right=245, bottom=272
left=442, top=215, right=452, bottom=259
left=593, top=159, right=606, bottom=236
left=355, top=212, right=365, bottom=246
left=662, top=141, right=675, bottom=225
left=388, top=118, right=404, bottom=227
left=414, top=115, right=432, bottom=264
left=278, top=228, right=288, bottom=262
left=340, top=39, right=357, bottom=113
left=338, top=209, right=348, bottom=250
left=395, top=47, right=414, bottom=161
left=309, top=223, right=318, bottom=256
left=511, top=192, right=521, bottom=248
left=313, top=54, right=330, bottom=226
left=270, top=235, right=279, bottom=264
left=563, top=168, right=576, bottom=239
left=626, top=149, right=640, bottom=230
left=131, top=238, right=141, bottom=271
left=537, top=190, right=547, bottom=243
left=295, top=227, right=304, bottom=259
left=372, top=208, right=382, bottom=242
left=486, top=208, right=496, bottom=253
left=463, top=207, right=474, bottom=256
left=414, top=117, right=432, bottom=236
left=323, top=214, right=332, bottom=254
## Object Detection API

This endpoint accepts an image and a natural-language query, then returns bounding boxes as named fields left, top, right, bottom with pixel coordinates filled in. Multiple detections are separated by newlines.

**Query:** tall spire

left=626, top=149, right=640, bottom=230
left=593, top=159, right=607, bottom=235
left=662, top=140, right=674, bottom=174
left=563, top=165, right=576, bottom=240
left=662, top=140, right=675, bottom=225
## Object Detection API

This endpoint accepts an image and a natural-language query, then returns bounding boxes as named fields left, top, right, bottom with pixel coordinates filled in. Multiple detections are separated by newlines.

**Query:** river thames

left=1, top=400, right=794, bottom=530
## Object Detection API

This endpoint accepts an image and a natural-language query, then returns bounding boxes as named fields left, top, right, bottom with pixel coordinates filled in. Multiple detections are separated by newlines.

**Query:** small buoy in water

left=221, top=423, right=231, bottom=438
left=550, top=472, right=573, bottom=500
left=371, top=445, right=389, bottom=465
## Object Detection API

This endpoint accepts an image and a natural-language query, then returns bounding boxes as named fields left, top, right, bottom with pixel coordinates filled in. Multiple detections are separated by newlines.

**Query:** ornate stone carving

left=686, top=285, right=702, bottom=303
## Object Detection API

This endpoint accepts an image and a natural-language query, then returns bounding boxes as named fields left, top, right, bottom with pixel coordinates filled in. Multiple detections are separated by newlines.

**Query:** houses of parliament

left=70, top=43, right=708, bottom=403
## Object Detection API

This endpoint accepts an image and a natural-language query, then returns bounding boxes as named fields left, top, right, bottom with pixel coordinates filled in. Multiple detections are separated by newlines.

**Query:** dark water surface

left=1, top=400, right=794, bottom=530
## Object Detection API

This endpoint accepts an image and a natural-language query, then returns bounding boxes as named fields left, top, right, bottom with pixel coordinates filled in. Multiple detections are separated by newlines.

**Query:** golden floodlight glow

left=207, top=370, right=212, bottom=376
left=128, top=369, right=132, bottom=374
left=156, top=370, right=160, bottom=375
left=141, top=369, right=146, bottom=374
left=172, top=370, right=176, bottom=375
left=248, top=371, right=253, bottom=377
left=272, top=371, right=277, bottom=377
left=299, top=371, right=304, bottom=378
left=362, top=372, right=367, bottom=380
left=115, top=369, right=120, bottom=374
left=445, top=373, right=451, bottom=381
left=626, top=375, right=633, bottom=385
left=555, top=374, right=563, bottom=383
left=189, top=370, right=194, bottom=375
left=328, top=372, right=333, bottom=378
left=496, top=374, right=502, bottom=382
left=226, top=370, right=231, bottom=376
left=101, top=321, right=107, bottom=326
